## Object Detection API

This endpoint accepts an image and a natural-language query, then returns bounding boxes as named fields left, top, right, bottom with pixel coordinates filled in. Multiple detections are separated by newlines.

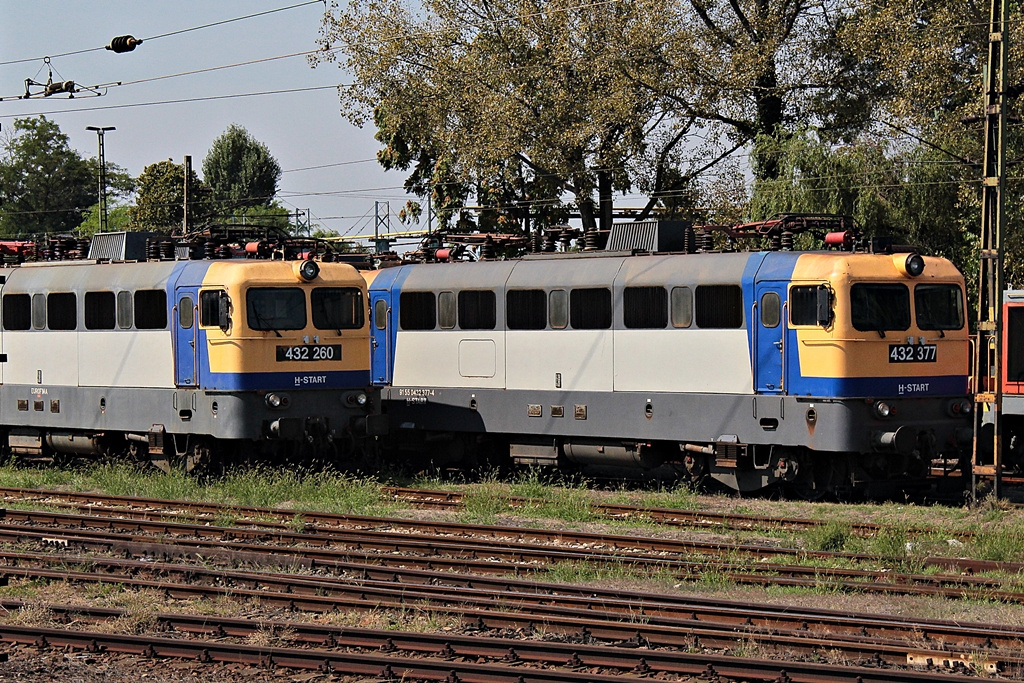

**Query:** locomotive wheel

left=788, top=453, right=835, bottom=501
left=184, top=439, right=212, bottom=473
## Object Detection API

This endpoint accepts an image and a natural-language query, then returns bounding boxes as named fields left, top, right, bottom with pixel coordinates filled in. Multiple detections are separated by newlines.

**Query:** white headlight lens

left=299, top=259, right=320, bottom=281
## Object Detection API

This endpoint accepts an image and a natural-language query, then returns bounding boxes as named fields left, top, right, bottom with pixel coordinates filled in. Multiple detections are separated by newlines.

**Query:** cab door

left=370, top=290, right=392, bottom=385
left=175, top=288, right=199, bottom=386
left=754, top=283, right=787, bottom=394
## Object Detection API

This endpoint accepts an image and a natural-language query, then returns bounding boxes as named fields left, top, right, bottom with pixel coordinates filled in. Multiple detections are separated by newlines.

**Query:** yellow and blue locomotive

left=367, top=218, right=972, bottom=495
left=0, top=236, right=372, bottom=471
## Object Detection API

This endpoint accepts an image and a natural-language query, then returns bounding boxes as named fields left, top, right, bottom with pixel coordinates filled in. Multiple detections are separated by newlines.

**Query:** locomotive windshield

left=914, top=284, right=964, bottom=330
left=850, top=283, right=910, bottom=333
left=247, top=287, right=306, bottom=331
left=311, top=287, right=364, bottom=330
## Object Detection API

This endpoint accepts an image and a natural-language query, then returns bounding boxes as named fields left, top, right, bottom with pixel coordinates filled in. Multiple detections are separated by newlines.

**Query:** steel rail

left=0, top=599, right=1010, bottom=677
left=0, top=621, right=990, bottom=683
left=0, top=505, right=1014, bottom=581
left=380, top=486, right=953, bottom=537
left=1, top=548, right=1023, bottom=656
left=0, top=511, right=1011, bottom=599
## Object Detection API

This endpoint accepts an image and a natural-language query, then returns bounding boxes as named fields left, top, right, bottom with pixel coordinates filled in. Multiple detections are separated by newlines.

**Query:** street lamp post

left=86, top=126, right=115, bottom=233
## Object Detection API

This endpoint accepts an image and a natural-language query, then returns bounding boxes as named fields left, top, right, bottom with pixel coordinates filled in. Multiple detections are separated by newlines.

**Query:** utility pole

left=85, top=126, right=115, bottom=232
left=972, top=0, right=1009, bottom=500
left=374, top=200, right=390, bottom=253
left=183, top=155, right=192, bottom=235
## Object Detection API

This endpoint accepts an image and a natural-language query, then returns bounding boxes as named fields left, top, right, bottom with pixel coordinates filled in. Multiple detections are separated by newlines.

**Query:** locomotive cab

left=738, top=251, right=971, bottom=494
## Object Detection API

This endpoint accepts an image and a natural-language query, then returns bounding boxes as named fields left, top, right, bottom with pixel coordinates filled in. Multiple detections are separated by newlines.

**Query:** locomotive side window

left=31, top=293, right=45, bottom=330
left=374, top=299, right=388, bottom=330
left=178, top=296, right=195, bottom=329
left=549, top=290, right=568, bottom=329
left=47, top=293, right=76, bottom=330
left=247, top=288, right=305, bottom=331
left=438, top=291, right=456, bottom=329
left=670, top=287, right=692, bottom=328
left=1008, top=307, right=1024, bottom=381
left=2, top=293, right=30, bottom=330
left=116, top=291, right=133, bottom=329
left=851, top=283, right=910, bottom=332
left=760, top=292, right=781, bottom=328
left=85, top=291, right=116, bottom=330
left=790, top=285, right=833, bottom=327
left=135, top=290, right=168, bottom=330
left=507, top=289, right=546, bottom=329
left=624, top=286, right=667, bottom=329
left=200, top=290, right=222, bottom=327
left=312, top=287, right=364, bottom=330
left=915, top=284, right=964, bottom=330
left=695, top=285, right=743, bottom=328
left=458, top=290, right=496, bottom=330
left=570, top=288, right=612, bottom=329
left=399, top=291, right=436, bottom=330
left=790, top=286, right=817, bottom=326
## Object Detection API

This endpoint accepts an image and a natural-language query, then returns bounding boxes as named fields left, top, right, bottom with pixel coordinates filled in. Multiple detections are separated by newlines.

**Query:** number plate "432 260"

left=888, top=344, right=936, bottom=363
left=276, top=344, right=342, bottom=362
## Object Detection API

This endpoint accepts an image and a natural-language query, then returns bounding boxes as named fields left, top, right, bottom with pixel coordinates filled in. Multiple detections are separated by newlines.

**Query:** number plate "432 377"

left=888, top=344, right=936, bottom=363
left=276, top=344, right=342, bottom=362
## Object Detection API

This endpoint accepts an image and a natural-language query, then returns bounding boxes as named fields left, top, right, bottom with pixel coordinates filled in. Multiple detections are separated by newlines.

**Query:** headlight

left=948, top=399, right=973, bottom=417
left=873, top=400, right=892, bottom=418
left=265, top=393, right=289, bottom=409
left=345, top=392, right=368, bottom=406
left=298, top=259, right=320, bottom=281
left=905, top=253, right=925, bottom=277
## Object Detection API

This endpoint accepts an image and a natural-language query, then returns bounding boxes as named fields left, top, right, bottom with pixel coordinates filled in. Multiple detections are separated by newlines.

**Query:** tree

left=202, top=124, right=282, bottom=213
left=0, top=116, right=94, bottom=235
left=129, top=160, right=211, bottom=233
left=77, top=204, right=133, bottom=236
left=318, top=0, right=682, bottom=231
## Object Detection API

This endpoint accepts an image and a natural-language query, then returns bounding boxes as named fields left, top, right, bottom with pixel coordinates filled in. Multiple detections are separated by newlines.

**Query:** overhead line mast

left=972, top=0, right=1009, bottom=500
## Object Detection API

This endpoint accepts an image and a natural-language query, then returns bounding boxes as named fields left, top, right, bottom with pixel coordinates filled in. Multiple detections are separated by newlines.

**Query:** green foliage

left=0, top=116, right=94, bottom=235
left=806, top=521, right=853, bottom=553
left=219, top=202, right=292, bottom=231
left=129, top=159, right=211, bottom=233
left=969, top=525, right=1024, bottom=563
left=319, top=0, right=680, bottom=229
left=201, top=124, right=282, bottom=211
left=77, top=204, right=133, bottom=236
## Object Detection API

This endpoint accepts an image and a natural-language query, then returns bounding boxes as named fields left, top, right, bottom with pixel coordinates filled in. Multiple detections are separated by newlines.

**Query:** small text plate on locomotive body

left=276, top=344, right=342, bottom=362
left=888, top=344, right=936, bottom=363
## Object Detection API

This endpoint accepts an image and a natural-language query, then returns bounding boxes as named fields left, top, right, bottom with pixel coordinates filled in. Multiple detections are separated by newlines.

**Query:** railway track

left=381, top=485, right=954, bottom=536
left=0, top=484, right=964, bottom=539
left=0, top=499, right=1016, bottom=592
left=0, top=487, right=1021, bottom=678
left=0, top=597, right=1006, bottom=682
left=0, top=552, right=1017, bottom=679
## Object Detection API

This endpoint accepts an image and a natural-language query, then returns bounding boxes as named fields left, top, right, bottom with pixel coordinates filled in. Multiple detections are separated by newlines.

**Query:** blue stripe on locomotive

left=369, top=265, right=413, bottom=385
left=201, top=369, right=371, bottom=391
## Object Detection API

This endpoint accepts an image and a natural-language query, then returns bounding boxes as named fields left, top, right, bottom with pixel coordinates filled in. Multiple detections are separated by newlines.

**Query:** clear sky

left=0, top=0, right=414, bottom=245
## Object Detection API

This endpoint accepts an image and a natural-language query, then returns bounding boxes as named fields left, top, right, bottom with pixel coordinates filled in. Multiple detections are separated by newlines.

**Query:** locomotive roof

left=369, top=250, right=964, bottom=291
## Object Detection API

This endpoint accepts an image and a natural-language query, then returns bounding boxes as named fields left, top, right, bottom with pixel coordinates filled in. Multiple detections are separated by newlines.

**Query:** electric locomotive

left=367, top=217, right=972, bottom=496
left=0, top=234, right=374, bottom=471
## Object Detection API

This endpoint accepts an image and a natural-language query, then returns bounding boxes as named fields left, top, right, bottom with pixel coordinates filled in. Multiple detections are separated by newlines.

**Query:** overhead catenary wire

left=0, top=84, right=346, bottom=119
left=0, top=0, right=325, bottom=68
